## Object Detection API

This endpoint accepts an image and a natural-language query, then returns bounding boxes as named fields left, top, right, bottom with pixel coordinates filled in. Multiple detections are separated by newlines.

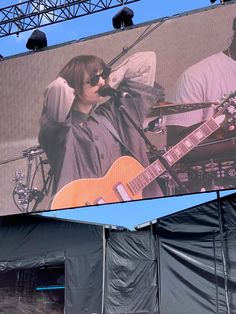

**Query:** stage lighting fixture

left=112, top=7, right=134, bottom=30
left=210, top=0, right=232, bottom=3
left=26, top=29, right=47, bottom=51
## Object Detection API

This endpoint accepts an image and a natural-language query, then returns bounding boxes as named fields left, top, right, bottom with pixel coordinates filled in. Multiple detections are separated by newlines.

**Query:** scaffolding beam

left=0, top=0, right=140, bottom=38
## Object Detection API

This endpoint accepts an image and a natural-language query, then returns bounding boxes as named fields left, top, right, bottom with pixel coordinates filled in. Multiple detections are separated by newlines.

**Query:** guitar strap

left=99, top=115, right=134, bottom=156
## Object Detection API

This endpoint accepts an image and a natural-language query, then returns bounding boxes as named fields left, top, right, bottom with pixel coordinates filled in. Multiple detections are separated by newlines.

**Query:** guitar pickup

left=114, top=183, right=132, bottom=202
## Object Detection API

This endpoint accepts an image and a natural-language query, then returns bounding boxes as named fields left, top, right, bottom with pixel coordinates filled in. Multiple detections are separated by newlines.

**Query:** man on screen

left=172, top=17, right=236, bottom=105
left=39, top=51, right=164, bottom=208
left=168, top=17, right=236, bottom=193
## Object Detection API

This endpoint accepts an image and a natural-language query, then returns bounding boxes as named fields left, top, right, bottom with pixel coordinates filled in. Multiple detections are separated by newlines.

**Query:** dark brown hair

left=59, top=55, right=108, bottom=99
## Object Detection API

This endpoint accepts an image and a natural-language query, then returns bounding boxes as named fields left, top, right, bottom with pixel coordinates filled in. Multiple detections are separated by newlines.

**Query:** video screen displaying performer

left=38, top=52, right=165, bottom=209
left=163, top=17, right=236, bottom=194
left=0, top=3, right=235, bottom=215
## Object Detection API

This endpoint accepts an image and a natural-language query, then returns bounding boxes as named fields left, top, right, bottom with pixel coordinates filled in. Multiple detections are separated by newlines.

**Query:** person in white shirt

left=170, top=17, right=236, bottom=127
left=167, top=17, right=236, bottom=193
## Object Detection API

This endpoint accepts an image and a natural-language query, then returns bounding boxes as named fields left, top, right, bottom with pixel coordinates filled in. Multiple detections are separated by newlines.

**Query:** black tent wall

left=0, top=214, right=104, bottom=314
left=104, top=193, right=236, bottom=314
left=105, top=230, right=158, bottom=314
left=140, top=193, right=236, bottom=314
left=0, top=193, right=236, bottom=313
left=156, top=198, right=226, bottom=314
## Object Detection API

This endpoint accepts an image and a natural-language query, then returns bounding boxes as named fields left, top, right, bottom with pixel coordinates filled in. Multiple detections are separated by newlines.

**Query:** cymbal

left=148, top=101, right=218, bottom=117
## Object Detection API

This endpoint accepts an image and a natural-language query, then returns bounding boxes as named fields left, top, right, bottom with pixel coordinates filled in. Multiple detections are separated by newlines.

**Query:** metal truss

left=0, top=0, right=140, bottom=38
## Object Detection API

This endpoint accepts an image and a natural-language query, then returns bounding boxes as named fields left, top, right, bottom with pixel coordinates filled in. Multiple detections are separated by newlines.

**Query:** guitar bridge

left=94, top=198, right=106, bottom=205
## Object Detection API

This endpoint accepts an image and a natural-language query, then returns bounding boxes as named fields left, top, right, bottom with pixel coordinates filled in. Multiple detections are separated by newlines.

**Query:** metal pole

left=217, top=190, right=230, bottom=313
left=101, top=226, right=106, bottom=313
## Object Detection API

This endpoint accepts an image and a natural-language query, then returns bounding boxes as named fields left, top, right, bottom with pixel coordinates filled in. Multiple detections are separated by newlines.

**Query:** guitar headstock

left=215, top=91, right=236, bottom=131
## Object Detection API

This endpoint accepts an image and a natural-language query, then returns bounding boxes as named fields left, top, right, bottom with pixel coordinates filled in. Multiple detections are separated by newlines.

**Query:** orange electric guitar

left=51, top=92, right=236, bottom=210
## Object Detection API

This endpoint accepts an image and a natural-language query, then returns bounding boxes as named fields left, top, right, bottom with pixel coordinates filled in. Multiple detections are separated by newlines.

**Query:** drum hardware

left=174, top=157, right=236, bottom=194
left=144, top=117, right=163, bottom=134
left=12, top=145, right=53, bottom=213
left=149, top=95, right=236, bottom=194
left=158, top=173, right=185, bottom=196
left=13, top=169, right=40, bottom=210
left=163, top=174, right=176, bottom=196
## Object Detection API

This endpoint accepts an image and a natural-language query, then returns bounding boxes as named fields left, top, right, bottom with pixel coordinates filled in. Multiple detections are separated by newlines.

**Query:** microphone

left=98, top=85, right=128, bottom=98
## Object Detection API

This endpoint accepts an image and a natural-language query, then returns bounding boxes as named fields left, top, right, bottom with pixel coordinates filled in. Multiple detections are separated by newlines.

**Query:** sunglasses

left=86, top=67, right=111, bottom=86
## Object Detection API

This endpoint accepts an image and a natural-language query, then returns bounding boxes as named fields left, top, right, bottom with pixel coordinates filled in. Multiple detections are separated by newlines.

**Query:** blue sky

left=1, top=0, right=235, bottom=229
left=1, top=0, right=216, bottom=57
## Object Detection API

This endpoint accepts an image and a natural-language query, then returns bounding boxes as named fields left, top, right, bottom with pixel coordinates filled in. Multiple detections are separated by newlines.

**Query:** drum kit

left=145, top=97, right=236, bottom=195
left=0, top=98, right=235, bottom=213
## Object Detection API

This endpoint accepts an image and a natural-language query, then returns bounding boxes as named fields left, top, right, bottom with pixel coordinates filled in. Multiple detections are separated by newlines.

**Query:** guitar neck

left=128, top=117, right=222, bottom=194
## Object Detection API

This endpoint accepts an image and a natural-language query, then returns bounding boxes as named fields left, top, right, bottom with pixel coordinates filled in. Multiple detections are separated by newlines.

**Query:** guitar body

left=51, top=156, right=144, bottom=209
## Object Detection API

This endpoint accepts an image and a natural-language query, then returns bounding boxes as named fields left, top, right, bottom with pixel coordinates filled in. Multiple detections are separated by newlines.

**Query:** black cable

left=107, top=19, right=166, bottom=67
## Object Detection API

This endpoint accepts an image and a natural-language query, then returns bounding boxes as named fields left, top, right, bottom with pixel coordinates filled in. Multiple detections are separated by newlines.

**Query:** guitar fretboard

left=128, top=117, right=220, bottom=195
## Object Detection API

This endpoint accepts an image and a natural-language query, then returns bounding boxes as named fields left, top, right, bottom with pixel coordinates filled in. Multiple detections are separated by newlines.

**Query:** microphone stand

left=119, top=103, right=189, bottom=194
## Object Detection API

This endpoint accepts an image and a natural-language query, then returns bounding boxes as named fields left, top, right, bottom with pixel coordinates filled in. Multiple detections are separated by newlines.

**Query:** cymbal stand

left=30, top=154, right=53, bottom=212
left=13, top=146, right=52, bottom=213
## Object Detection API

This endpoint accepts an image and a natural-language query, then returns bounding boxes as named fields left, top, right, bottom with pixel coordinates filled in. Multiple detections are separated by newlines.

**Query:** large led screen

left=0, top=3, right=236, bottom=215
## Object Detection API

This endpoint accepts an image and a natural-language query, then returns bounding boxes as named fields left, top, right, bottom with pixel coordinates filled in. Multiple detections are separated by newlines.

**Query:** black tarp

left=157, top=200, right=225, bottom=314
left=104, top=193, right=236, bottom=314
left=1, top=193, right=236, bottom=313
left=105, top=231, right=158, bottom=314
left=147, top=193, right=236, bottom=314
left=0, top=214, right=104, bottom=314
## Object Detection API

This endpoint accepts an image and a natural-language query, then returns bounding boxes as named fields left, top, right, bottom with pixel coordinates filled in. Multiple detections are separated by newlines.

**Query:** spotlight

left=112, top=7, right=134, bottom=30
left=26, top=29, right=47, bottom=51
left=210, top=0, right=232, bottom=3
